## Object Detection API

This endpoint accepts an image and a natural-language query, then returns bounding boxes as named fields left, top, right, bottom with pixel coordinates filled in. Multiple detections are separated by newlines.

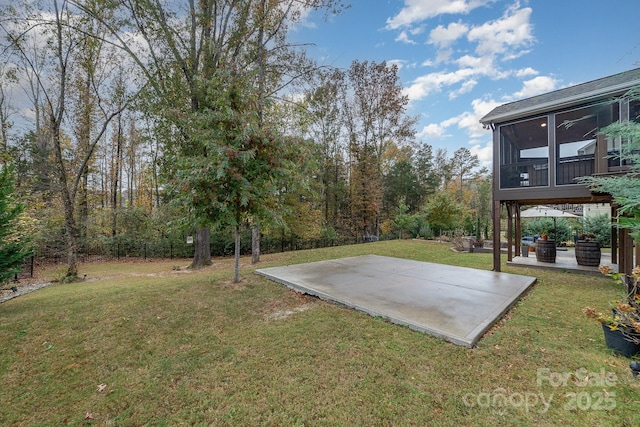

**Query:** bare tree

left=344, top=60, right=416, bottom=239
left=1, top=0, right=132, bottom=277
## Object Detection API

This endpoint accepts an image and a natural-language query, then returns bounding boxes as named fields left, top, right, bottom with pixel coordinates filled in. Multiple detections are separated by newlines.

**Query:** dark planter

left=536, top=239, right=556, bottom=263
left=602, top=324, right=640, bottom=357
left=521, top=245, right=529, bottom=257
left=575, top=240, right=601, bottom=266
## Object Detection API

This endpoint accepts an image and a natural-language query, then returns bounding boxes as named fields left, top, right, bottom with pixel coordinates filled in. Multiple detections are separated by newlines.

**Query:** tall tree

left=305, top=68, right=347, bottom=230
left=344, top=60, right=416, bottom=239
left=75, top=0, right=346, bottom=269
left=423, top=190, right=464, bottom=236
left=0, top=65, right=17, bottom=153
left=0, top=161, right=32, bottom=283
left=174, top=71, right=302, bottom=282
left=432, top=147, right=453, bottom=189
left=2, top=0, right=130, bottom=277
left=383, top=153, right=423, bottom=215
left=413, top=142, right=439, bottom=201
left=450, top=147, right=480, bottom=201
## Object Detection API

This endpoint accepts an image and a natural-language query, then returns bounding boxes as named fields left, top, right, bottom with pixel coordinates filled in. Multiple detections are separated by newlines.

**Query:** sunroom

left=480, top=67, right=640, bottom=274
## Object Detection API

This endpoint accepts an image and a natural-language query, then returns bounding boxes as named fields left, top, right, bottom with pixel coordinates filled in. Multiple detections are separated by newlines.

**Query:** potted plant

left=583, top=265, right=640, bottom=357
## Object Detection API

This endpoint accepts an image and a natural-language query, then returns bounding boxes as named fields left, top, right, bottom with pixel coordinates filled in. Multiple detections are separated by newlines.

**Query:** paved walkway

left=255, top=255, right=536, bottom=348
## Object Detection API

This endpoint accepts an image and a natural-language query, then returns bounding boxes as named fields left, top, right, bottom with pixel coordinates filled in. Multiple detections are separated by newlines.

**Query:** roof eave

left=480, top=79, right=640, bottom=125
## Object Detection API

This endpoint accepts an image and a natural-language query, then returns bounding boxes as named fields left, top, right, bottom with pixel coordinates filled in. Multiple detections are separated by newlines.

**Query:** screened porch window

left=499, top=116, right=549, bottom=189
left=555, top=103, right=617, bottom=184
left=609, top=99, right=640, bottom=168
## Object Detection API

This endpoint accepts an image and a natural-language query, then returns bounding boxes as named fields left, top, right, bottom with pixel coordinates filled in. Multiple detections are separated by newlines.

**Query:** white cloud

left=515, top=67, right=538, bottom=77
left=395, top=30, right=417, bottom=44
left=417, top=96, right=500, bottom=143
left=449, top=79, right=477, bottom=99
left=417, top=122, right=448, bottom=139
left=467, top=5, right=534, bottom=58
left=403, top=67, right=480, bottom=100
left=428, top=21, right=469, bottom=49
left=387, top=1, right=545, bottom=165
left=465, top=97, right=502, bottom=137
left=457, top=111, right=484, bottom=137
left=471, top=97, right=502, bottom=120
left=510, top=75, right=559, bottom=100
left=470, top=141, right=493, bottom=167
left=386, top=0, right=494, bottom=29
left=454, top=54, right=496, bottom=75
left=400, top=3, right=538, bottom=107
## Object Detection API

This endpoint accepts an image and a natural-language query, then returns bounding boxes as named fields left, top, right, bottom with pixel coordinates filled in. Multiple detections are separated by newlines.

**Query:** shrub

left=582, top=213, right=612, bottom=247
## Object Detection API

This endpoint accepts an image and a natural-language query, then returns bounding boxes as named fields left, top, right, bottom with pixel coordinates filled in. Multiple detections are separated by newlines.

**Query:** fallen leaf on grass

left=97, top=383, right=107, bottom=392
left=85, top=412, right=93, bottom=419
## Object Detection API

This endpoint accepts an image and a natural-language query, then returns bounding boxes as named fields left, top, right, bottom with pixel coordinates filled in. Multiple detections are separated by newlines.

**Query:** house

left=480, top=67, right=640, bottom=274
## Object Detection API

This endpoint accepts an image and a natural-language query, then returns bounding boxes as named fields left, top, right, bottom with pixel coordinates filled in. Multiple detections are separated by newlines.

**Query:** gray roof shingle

left=480, top=67, right=640, bottom=125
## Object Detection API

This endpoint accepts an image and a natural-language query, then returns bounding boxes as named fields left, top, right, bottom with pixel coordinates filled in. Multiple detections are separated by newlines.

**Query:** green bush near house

left=582, top=213, right=613, bottom=248
left=523, top=217, right=572, bottom=244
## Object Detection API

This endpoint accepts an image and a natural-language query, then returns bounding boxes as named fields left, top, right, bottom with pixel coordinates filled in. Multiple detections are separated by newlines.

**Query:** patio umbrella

left=520, top=205, right=579, bottom=240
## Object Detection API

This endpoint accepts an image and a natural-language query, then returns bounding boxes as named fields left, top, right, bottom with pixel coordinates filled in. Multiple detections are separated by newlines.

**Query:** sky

left=293, top=0, right=640, bottom=167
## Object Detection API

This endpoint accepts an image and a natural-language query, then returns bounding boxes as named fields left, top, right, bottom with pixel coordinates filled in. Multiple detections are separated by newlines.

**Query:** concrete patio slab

left=255, top=255, right=536, bottom=347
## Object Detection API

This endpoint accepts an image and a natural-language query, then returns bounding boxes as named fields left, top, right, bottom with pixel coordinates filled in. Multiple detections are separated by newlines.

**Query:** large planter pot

left=602, top=324, right=640, bottom=357
left=575, top=240, right=601, bottom=266
left=535, top=239, right=556, bottom=263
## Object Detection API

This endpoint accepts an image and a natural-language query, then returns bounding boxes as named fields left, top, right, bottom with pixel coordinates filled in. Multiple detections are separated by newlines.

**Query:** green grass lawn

left=1, top=240, right=639, bottom=426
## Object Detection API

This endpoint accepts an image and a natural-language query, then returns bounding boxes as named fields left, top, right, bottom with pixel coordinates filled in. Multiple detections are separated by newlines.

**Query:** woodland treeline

left=0, top=0, right=491, bottom=280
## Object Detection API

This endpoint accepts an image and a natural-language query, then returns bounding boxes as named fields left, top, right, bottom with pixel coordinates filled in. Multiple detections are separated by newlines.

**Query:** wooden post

left=506, top=202, right=513, bottom=262
left=620, top=228, right=634, bottom=276
left=515, top=204, right=522, bottom=257
left=611, top=205, right=618, bottom=264
left=493, top=199, right=502, bottom=272
left=595, top=134, right=608, bottom=174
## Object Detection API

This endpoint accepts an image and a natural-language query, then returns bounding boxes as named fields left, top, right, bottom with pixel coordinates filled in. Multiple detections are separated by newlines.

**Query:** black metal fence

left=33, top=236, right=359, bottom=264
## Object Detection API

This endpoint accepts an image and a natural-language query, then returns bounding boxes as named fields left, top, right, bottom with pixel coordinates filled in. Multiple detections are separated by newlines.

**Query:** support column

left=493, top=199, right=502, bottom=272
left=515, top=203, right=522, bottom=257
left=611, top=205, right=618, bottom=264
left=621, top=228, right=633, bottom=276
left=506, top=202, right=514, bottom=262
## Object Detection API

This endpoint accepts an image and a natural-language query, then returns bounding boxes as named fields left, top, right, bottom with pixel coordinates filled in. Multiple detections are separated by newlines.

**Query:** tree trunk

left=234, top=224, right=241, bottom=283
left=252, top=0, right=266, bottom=266
left=111, top=114, right=123, bottom=237
left=252, top=221, right=260, bottom=264
left=190, top=227, right=211, bottom=269
left=52, top=121, right=79, bottom=278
